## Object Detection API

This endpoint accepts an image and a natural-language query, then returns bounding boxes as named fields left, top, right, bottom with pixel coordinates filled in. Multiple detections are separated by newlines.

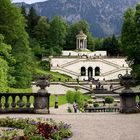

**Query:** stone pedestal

left=34, top=90, right=50, bottom=114
left=120, top=90, right=139, bottom=113
left=118, top=72, right=140, bottom=113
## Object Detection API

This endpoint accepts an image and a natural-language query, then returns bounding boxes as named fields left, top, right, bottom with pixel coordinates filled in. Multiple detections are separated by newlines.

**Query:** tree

left=66, top=90, right=75, bottom=104
left=94, top=38, right=103, bottom=50
left=27, top=7, right=40, bottom=36
left=21, top=5, right=27, bottom=18
left=0, top=58, right=8, bottom=92
left=66, top=90, right=85, bottom=107
left=121, top=4, right=140, bottom=82
left=32, top=16, right=50, bottom=58
left=121, top=8, right=135, bottom=56
left=0, top=35, right=14, bottom=91
left=29, top=38, right=46, bottom=59
left=49, top=16, right=68, bottom=48
left=0, top=0, right=34, bottom=88
left=0, top=35, right=15, bottom=87
left=132, top=4, right=140, bottom=81
left=33, top=16, right=50, bottom=46
left=97, top=35, right=121, bottom=56
left=105, top=96, right=114, bottom=107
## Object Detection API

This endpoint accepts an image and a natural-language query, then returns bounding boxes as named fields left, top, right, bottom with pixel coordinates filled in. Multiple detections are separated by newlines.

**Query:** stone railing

left=0, top=92, right=50, bottom=114
left=84, top=107, right=120, bottom=113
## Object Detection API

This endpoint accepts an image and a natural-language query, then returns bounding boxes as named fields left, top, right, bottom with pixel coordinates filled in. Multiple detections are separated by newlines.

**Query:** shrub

left=39, top=60, right=50, bottom=71
left=66, top=90, right=92, bottom=110
left=105, top=96, right=114, bottom=107
left=66, top=90, right=84, bottom=107
left=66, top=90, right=75, bottom=104
left=94, top=103, right=99, bottom=107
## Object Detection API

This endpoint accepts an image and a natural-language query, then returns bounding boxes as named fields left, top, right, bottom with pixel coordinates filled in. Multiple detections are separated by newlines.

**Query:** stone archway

left=88, top=67, right=93, bottom=78
left=95, top=67, right=100, bottom=76
left=81, top=67, right=86, bottom=76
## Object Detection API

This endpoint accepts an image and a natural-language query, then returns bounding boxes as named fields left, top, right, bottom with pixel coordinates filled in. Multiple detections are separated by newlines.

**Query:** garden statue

left=36, top=75, right=52, bottom=91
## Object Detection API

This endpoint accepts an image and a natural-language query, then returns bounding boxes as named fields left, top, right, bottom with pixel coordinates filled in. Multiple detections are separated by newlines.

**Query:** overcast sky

left=12, top=0, right=47, bottom=4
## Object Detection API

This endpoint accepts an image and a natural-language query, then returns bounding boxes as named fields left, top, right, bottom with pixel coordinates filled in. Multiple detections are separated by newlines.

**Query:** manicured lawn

left=36, top=69, right=75, bottom=82
left=50, top=95, right=67, bottom=107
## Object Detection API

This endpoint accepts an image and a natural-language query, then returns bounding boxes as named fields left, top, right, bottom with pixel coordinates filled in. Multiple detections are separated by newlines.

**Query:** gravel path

left=0, top=113, right=140, bottom=140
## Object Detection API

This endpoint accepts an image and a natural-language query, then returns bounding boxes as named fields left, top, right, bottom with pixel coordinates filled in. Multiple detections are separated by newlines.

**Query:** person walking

left=73, top=101, right=78, bottom=113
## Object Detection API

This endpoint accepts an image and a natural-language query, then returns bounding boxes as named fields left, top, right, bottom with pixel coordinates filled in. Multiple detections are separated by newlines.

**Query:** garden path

left=50, top=103, right=69, bottom=114
left=0, top=113, right=140, bottom=140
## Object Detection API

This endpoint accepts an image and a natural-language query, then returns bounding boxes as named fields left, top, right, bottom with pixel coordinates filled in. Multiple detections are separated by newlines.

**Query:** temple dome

left=76, top=30, right=87, bottom=38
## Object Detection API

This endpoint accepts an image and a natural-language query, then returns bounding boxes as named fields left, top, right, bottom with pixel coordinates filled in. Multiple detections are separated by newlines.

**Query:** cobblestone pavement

left=0, top=113, right=140, bottom=140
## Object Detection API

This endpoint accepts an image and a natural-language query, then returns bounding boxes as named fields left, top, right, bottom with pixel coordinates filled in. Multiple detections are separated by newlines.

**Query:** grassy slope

left=36, top=69, right=75, bottom=82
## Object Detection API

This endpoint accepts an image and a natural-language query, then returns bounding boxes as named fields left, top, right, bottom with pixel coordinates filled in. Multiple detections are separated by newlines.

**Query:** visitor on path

left=110, top=84, right=113, bottom=91
left=73, top=101, right=78, bottom=113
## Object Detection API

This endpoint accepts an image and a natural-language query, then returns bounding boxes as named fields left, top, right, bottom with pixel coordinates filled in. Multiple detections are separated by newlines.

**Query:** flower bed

left=0, top=117, right=72, bottom=140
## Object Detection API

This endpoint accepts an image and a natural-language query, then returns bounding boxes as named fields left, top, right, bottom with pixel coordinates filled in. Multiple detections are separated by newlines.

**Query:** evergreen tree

left=21, top=5, right=27, bottom=17
left=27, top=7, right=40, bottom=36
left=33, top=16, right=50, bottom=46
left=121, top=8, right=135, bottom=55
left=95, top=35, right=121, bottom=56
left=132, top=4, right=140, bottom=81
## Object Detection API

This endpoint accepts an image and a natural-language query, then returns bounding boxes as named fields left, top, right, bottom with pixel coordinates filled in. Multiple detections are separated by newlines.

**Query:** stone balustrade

left=84, top=107, right=120, bottom=113
left=0, top=92, right=50, bottom=114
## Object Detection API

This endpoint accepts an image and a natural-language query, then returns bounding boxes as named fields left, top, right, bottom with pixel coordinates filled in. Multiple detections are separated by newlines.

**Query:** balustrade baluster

left=17, top=95, right=25, bottom=108
left=26, top=95, right=31, bottom=108
left=11, top=95, right=16, bottom=108
left=4, top=96, right=9, bottom=109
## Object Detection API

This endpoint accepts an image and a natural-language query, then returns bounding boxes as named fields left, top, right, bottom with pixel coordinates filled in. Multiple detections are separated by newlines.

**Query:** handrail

left=84, top=107, right=120, bottom=112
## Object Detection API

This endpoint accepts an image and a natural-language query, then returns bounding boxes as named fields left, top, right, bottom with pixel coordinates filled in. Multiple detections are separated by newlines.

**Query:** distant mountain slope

left=15, top=0, right=140, bottom=37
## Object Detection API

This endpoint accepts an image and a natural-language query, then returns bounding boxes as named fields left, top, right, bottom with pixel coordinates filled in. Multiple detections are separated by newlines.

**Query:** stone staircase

left=51, top=66, right=79, bottom=78
left=60, top=58, right=81, bottom=68
left=99, top=59, right=121, bottom=68
left=60, top=58, right=122, bottom=69
left=51, top=57, right=129, bottom=79
left=102, top=67, right=131, bottom=77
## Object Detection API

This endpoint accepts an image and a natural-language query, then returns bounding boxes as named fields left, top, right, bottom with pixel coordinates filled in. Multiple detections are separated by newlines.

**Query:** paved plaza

left=0, top=113, right=140, bottom=140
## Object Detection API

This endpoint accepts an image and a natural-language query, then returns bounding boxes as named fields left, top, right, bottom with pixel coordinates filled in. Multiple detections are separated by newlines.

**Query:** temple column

left=79, top=39, right=80, bottom=49
left=76, top=31, right=87, bottom=50
left=76, top=39, right=78, bottom=50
